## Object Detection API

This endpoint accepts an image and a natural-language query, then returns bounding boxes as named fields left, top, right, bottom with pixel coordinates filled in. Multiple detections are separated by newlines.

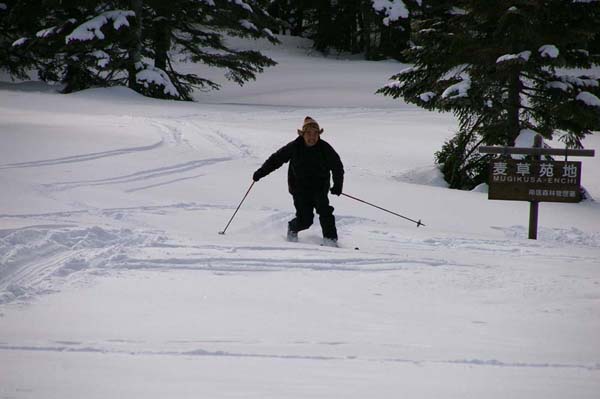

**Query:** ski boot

left=287, top=228, right=298, bottom=242
left=322, top=237, right=338, bottom=247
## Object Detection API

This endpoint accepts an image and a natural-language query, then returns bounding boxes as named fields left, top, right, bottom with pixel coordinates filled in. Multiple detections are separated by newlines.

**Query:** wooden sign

left=488, top=159, right=582, bottom=203
left=480, top=139, right=594, bottom=239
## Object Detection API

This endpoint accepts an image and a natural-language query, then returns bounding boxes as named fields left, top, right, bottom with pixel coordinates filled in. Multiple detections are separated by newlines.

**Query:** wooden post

left=528, top=135, right=543, bottom=239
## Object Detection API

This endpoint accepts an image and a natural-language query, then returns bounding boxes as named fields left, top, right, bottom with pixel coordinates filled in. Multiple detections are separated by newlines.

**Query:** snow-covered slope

left=1, top=35, right=599, bottom=399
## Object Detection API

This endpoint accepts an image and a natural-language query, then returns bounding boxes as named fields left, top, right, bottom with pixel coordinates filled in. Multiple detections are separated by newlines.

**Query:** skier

left=252, top=116, right=344, bottom=246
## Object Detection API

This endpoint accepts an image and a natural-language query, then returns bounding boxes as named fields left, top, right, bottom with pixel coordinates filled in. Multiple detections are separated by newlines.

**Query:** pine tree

left=379, top=0, right=600, bottom=189
left=129, top=0, right=280, bottom=100
left=369, top=0, right=411, bottom=60
left=266, top=0, right=410, bottom=60
left=6, top=0, right=135, bottom=92
left=0, top=0, right=51, bottom=80
left=1, top=0, right=279, bottom=100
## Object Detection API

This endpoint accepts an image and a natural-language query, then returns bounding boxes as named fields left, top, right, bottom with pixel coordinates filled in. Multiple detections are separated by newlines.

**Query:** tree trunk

left=360, top=1, right=374, bottom=59
left=291, top=4, right=305, bottom=36
left=506, top=69, right=522, bottom=146
left=153, top=6, right=171, bottom=71
left=349, top=1, right=359, bottom=53
left=128, top=0, right=143, bottom=90
left=314, top=0, right=332, bottom=53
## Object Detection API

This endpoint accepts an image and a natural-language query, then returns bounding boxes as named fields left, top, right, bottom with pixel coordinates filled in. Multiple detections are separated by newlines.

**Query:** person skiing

left=252, top=116, right=344, bottom=246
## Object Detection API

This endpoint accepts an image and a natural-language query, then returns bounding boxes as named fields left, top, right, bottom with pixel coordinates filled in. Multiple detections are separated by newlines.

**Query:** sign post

left=479, top=136, right=594, bottom=239
left=529, top=135, right=542, bottom=239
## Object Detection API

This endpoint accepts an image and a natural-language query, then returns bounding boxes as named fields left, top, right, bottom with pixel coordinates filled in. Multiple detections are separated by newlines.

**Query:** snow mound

left=492, top=225, right=600, bottom=247
left=68, top=86, right=150, bottom=101
left=471, top=183, right=488, bottom=193
left=394, top=165, right=449, bottom=187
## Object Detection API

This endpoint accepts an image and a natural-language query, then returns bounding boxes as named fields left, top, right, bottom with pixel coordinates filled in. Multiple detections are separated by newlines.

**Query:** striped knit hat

left=297, top=116, right=324, bottom=135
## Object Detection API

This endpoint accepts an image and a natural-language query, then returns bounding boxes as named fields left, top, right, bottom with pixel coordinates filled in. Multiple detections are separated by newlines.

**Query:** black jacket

left=255, top=136, right=344, bottom=194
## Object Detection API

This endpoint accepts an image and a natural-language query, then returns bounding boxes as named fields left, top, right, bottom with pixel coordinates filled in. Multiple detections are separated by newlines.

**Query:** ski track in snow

left=0, top=342, right=598, bottom=372
left=1, top=222, right=598, bottom=305
left=41, top=157, right=231, bottom=192
left=1, top=111, right=599, bottom=307
left=1, top=116, right=254, bottom=196
left=0, top=140, right=165, bottom=170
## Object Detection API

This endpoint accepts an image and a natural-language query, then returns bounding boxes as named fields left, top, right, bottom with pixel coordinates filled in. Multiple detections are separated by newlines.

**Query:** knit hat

left=297, top=116, right=324, bottom=135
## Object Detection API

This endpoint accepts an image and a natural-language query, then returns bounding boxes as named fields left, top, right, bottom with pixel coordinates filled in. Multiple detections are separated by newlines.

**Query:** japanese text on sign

left=488, top=160, right=581, bottom=203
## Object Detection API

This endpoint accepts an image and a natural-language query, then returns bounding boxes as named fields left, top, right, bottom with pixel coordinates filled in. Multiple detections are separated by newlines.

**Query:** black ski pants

left=288, top=189, right=337, bottom=240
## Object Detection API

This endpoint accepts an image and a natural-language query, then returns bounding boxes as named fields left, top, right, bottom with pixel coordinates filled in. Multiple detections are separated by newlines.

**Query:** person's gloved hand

left=252, top=170, right=263, bottom=182
left=330, top=185, right=342, bottom=196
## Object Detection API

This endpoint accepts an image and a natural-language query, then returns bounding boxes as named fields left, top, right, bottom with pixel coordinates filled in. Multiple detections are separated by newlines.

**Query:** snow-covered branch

left=539, top=44, right=559, bottom=58
left=441, top=77, right=471, bottom=99
left=496, top=51, right=531, bottom=64
left=576, top=92, right=600, bottom=107
left=65, top=10, right=134, bottom=44
left=136, top=65, right=180, bottom=97
left=371, top=0, right=409, bottom=26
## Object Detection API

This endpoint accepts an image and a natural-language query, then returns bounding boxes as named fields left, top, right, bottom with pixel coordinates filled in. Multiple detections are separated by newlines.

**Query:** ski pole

left=341, top=192, right=425, bottom=227
left=218, top=181, right=256, bottom=235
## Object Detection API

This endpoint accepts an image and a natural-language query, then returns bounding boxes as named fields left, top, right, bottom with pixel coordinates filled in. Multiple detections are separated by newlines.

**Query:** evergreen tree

left=379, top=0, right=600, bottom=189
left=369, top=0, right=411, bottom=60
left=129, top=0, right=280, bottom=100
left=1, top=0, right=279, bottom=100
left=6, top=0, right=137, bottom=92
left=266, top=0, right=411, bottom=60
left=0, top=0, right=52, bottom=80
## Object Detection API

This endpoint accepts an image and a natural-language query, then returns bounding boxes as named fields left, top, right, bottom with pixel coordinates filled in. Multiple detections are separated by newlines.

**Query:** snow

left=262, top=28, right=275, bottom=39
left=11, top=38, right=28, bottom=47
left=36, top=26, right=58, bottom=38
left=239, top=19, right=258, bottom=31
left=546, top=81, right=571, bottom=92
left=549, top=75, right=600, bottom=92
left=65, top=10, right=134, bottom=44
left=230, top=0, right=253, bottom=13
left=91, top=50, right=110, bottom=68
left=1, top=34, right=600, bottom=398
left=136, top=66, right=179, bottom=97
left=539, top=44, right=559, bottom=58
left=372, top=0, right=409, bottom=25
left=576, top=91, right=600, bottom=107
left=515, top=129, right=541, bottom=148
left=496, top=51, right=532, bottom=63
left=419, top=91, right=436, bottom=102
left=560, top=75, right=599, bottom=88
left=441, top=76, right=471, bottom=99
left=448, top=7, right=468, bottom=15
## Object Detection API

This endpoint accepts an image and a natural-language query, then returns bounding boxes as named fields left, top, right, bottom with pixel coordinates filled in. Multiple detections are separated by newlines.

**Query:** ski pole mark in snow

left=41, top=157, right=231, bottom=191
left=0, top=140, right=164, bottom=169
